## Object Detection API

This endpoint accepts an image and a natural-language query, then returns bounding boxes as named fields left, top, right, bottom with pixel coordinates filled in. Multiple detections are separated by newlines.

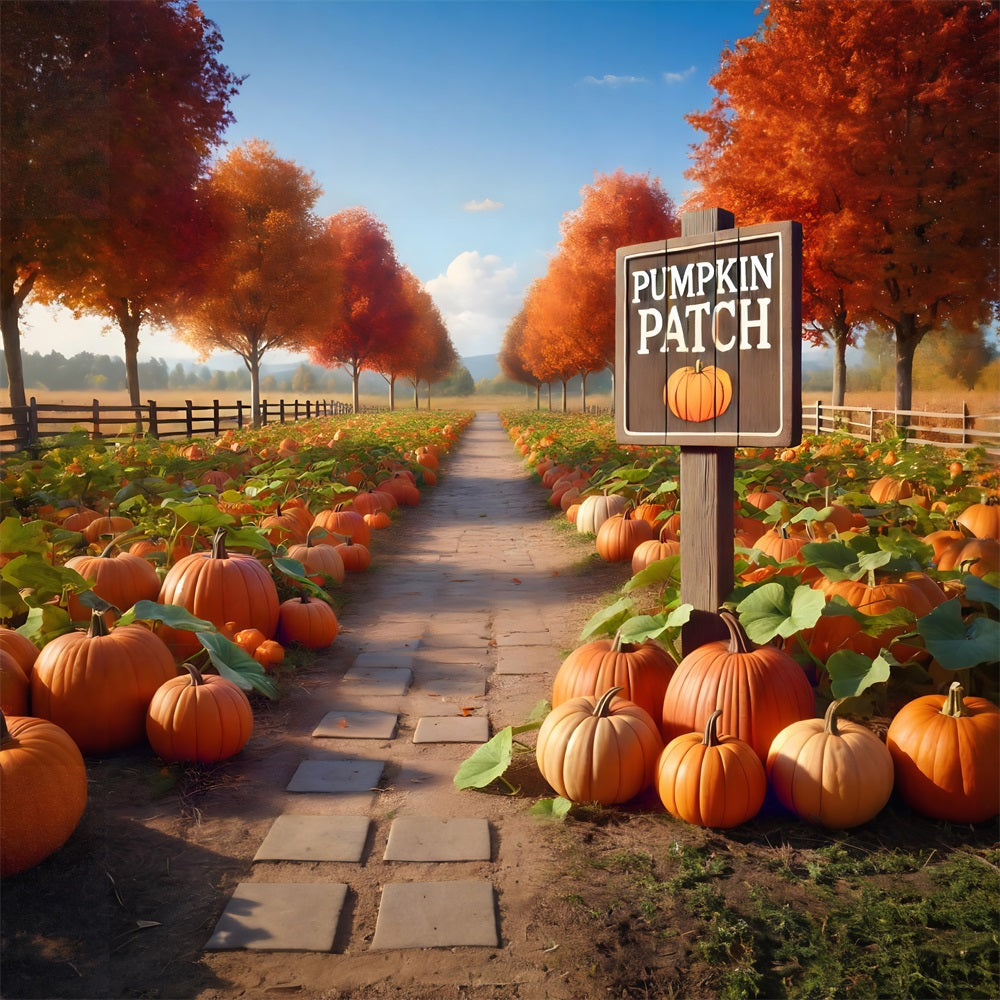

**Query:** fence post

left=867, top=408, right=875, bottom=442
left=814, top=399, right=821, bottom=435
left=262, top=400, right=268, bottom=425
left=185, top=400, right=194, bottom=438
left=147, top=400, right=158, bottom=438
left=92, top=398, right=101, bottom=439
left=213, top=399, right=221, bottom=436
left=962, top=401, right=970, bottom=446
left=279, top=399, right=286, bottom=424
left=236, top=400, right=244, bottom=430
left=28, top=397, right=39, bottom=447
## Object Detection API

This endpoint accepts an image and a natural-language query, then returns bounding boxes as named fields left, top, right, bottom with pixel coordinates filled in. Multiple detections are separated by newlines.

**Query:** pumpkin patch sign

left=615, top=220, right=802, bottom=446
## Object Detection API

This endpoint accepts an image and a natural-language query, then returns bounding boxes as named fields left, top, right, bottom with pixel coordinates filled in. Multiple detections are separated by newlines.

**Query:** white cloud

left=425, top=251, right=523, bottom=358
left=581, top=74, right=649, bottom=87
left=663, top=66, right=697, bottom=84
left=462, top=198, right=504, bottom=212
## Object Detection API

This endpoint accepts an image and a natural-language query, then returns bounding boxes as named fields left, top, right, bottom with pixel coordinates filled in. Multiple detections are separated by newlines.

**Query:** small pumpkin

left=630, top=538, right=681, bottom=574
left=81, top=514, right=135, bottom=543
left=146, top=663, right=254, bottom=764
left=286, top=537, right=346, bottom=586
left=64, top=539, right=162, bottom=622
left=868, top=475, right=913, bottom=503
left=595, top=509, right=655, bottom=563
left=575, top=493, right=628, bottom=536
left=955, top=495, right=1000, bottom=540
left=886, top=682, right=999, bottom=824
left=252, top=639, right=285, bottom=669
left=0, top=627, right=38, bottom=678
left=0, top=649, right=29, bottom=716
left=535, top=687, right=663, bottom=805
left=277, top=596, right=339, bottom=649
left=766, top=700, right=894, bottom=829
left=0, top=711, right=88, bottom=877
left=665, top=360, right=733, bottom=423
left=656, top=709, right=766, bottom=828
left=336, top=537, right=371, bottom=572
left=311, top=506, right=371, bottom=548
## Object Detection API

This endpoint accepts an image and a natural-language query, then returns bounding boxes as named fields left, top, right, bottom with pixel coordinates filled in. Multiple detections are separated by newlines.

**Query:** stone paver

left=312, top=709, right=398, bottom=740
left=205, top=882, right=349, bottom=951
left=253, top=815, right=370, bottom=862
left=339, top=666, right=412, bottom=695
left=383, top=816, right=491, bottom=862
left=495, top=644, right=559, bottom=674
left=369, top=880, right=499, bottom=950
left=351, top=651, right=415, bottom=670
left=412, top=715, right=490, bottom=744
left=286, top=758, right=385, bottom=794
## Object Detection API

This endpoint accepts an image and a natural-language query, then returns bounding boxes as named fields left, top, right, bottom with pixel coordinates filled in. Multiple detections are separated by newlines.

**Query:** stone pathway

left=201, top=411, right=593, bottom=963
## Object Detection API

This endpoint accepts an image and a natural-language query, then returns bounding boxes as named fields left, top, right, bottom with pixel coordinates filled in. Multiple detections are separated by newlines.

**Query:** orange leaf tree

left=686, top=0, right=999, bottom=410
left=392, top=269, right=457, bottom=410
left=172, top=139, right=326, bottom=427
left=1, top=0, right=239, bottom=442
left=308, top=208, right=410, bottom=413
left=498, top=309, right=543, bottom=407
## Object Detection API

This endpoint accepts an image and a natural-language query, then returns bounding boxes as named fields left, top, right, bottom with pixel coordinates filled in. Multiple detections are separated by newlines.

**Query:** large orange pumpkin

left=551, top=633, right=676, bottom=723
left=656, top=709, right=766, bottom=828
left=30, top=612, right=178, bottom=754
left=956, top=496, right=1000, bottom=540
left=0, top=712, right=88, bottom=876
left=766, top=700, right=894, bottom=829
left=146, top=664, right=254, bottom=764
left=64, top=541, right=162, bottom=622
left=311, top=506, right=371, bottom=548
left=286, top=538, right=346, bottom=586
left=276, top=596, right=339, bottom=649
left=595, top=510, right=655, bottom=562
left=536, top=687, right=663, bottom=805
left=886, top=682, right=999, bottom=824
left=665, top=360, right=733, bottom=423
left=156, top=528, right=280, bottom=661
left=661, top=610, right=814, bottom=761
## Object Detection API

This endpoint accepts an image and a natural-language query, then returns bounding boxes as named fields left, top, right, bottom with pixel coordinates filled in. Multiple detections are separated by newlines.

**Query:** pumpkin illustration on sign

left=664, top=359, right=733, bottom=423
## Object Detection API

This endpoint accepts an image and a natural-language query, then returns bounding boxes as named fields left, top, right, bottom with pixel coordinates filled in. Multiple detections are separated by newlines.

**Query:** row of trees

left=499, top=1, right=997, bottom=412
left=1, top=1, right=458, bottom=447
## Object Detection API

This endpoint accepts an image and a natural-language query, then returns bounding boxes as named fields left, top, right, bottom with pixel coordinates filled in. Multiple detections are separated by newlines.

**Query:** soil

left=2, top=414, right=997, bottom=1000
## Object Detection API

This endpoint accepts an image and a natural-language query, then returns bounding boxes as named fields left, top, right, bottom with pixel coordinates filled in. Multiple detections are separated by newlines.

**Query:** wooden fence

left=0, top=396, right=353, bottom=453
left=0, top=395, right=997, bottom=459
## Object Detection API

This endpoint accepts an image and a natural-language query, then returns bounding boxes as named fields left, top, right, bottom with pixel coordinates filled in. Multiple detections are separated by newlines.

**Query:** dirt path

left=2, top=412, right=629, bottom=1000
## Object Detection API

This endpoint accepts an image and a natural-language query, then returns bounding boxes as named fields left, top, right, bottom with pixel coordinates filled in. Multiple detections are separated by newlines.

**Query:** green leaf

left=1, top=554, right=91, bottom=606
left=857, top=549, right=893, bottom=575
left=579, top=596, right=635, bottom=640
left=800, top=540, right=862, bottom=581
left=617, top=605, right=692, bottom=645
left=737, top=582, right=826, bottom=643
left=223, top=525, right=274, bottom=553
left=19, top=605, right=74, bottom=647
left=529, top=797, right=573, bottom=820
left=962, top=575, right=1000, bottom=610
left=198, top=631, right=280, bottom=699
left=454, top=726, right=514, bottom=790
left=826, top=650, right=893, bottom=699
left=916, top=598, right=1000, bottom=670
left=121, top=599, right=217, bottom=632
left=164, top=500, right=236, bottom=527
left=624, top=555, right=681, bottom=592
left=0, top=516, right=49, bottom=556
left=272, top=556, right=328, bottom=599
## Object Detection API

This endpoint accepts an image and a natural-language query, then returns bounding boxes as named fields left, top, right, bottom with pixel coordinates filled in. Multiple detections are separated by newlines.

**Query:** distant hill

left=462, top=354, right=500, bottom=381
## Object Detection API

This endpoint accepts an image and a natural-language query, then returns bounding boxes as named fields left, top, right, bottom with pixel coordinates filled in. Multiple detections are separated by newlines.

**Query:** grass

left=557, top=826, right=1000, bottom=1000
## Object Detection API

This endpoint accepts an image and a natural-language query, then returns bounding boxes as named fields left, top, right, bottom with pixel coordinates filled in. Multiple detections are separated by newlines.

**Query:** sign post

left=615, top=209, right=802, bottom=654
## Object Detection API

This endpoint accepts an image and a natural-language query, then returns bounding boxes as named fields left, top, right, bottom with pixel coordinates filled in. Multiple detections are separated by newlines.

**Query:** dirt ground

left=2, top=455, right=998, bottom=1000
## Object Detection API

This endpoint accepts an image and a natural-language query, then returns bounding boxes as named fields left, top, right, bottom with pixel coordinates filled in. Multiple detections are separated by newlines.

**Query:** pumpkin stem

left=87, top=609, right=111, bottom=638
left=610, top=630, right=631, bottom=654
left=211, top=526, right=229, bottom=560
left=719, top=609, right=755, bottom=654
left=823, top=699, right=844, bottom=737
left=941, top=681, right=970, bottom=719
left=702, top=708, right=724, bottom=747
left=181, top=663, right=206, bottom=686
left=593, top=686, right=624, bottom=717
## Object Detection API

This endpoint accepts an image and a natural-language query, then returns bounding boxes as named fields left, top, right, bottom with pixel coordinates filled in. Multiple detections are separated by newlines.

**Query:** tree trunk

left=0, top=265, right=35, bottom=449
left=388, top=375, right=396, bottom=411
left=413, top=380, right=419, bottom=409
left=894, top=312, right=923, bottom=417
left=249, top=343, right=262, bottom=428
left=561, top=380, right=568, bottom=412
left=115, top=298, right=145, bottom=430
left=350, top=362, right=360, bottom=414
left=535, top=383, right=540, bottom=410
left=580, top=372, right=588, bottom=412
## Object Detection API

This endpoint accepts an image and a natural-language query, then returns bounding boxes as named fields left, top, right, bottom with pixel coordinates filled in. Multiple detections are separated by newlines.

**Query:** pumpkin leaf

left=454, top=726, right=516, bottom=791
left=916, top=598, right=1000, bottom=670
left=19, top=604, right=74, bottom=647
left=223, top=525, right=274, bottom=553
left=163, top=499, right=235, bottom=527
left=271, top=556, right=328, bottom=599
left=529, top=796, right=573, bottom=820
left=0, top=515, right=49, bottom=555
left=121, top=599, right=217, bottom=632
left=1, top=554, right=91, bottom=607
left=579, top=596, right=635, bottom=640
left=197, top=631, right=280, bottom=699
left=826, top=650, right=893, bottom=699
left=962, top=574, right=1000, bottom=610
left=617, top=605, right=692, bottom=645
left=625, top=555, right=681, bottom=592
left=800, top=540, right=862, bottom=581
left=737, top=582, right=826, bottom=643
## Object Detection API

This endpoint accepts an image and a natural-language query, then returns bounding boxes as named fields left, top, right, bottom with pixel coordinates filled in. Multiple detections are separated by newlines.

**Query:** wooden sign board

left=615, top=220, right=802, bottom=448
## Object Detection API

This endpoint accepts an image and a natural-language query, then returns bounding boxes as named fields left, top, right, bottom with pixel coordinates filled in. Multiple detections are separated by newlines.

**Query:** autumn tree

left=308, top=208, right=409, bottom=413
left=498, top=309, right=543, bottom=408
left=172, top=139, right=326, bottom=427
left=686, top=0, right=999, bottom=410
left=0, top=1, right=240, bottom=441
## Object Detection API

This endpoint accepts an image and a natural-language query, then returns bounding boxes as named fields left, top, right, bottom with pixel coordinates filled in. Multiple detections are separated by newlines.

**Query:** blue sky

left=23, top=0, right=766, bottom=364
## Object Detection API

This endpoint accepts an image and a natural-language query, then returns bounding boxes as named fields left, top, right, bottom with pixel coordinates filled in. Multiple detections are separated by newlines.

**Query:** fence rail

left=0, top=396, right=353, bottom=453
left=0, top=395, right=997, bottom=459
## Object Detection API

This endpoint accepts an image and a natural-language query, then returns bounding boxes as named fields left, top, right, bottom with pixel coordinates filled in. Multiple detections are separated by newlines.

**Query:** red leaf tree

left=686, top=0, right=999, bottom=409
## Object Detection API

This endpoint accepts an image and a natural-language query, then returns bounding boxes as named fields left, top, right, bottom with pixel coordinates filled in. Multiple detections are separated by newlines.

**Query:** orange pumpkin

left=886, top=682, right=999, bottom=824
left=665, top=360, right=733, bottom=423
left=630, top=537, right=681, bottom=574
left=286, top=538, right=346, bottom=586
left=311, top=506, right=371, bottom=548
left=595, top=509, right=654, bottom=562
left=277, top=596, right=339, bottom=649
left=536, top=687, right=663, bottom=805
left=661, top=610, right=814, bottom=760
left=656, top=709, right=766, bottom=828
left=0, top=650, right=29, bottom=716
left=146, top=663, right=254, bottom=764
left=64, top=541, right=162, bottom=622
left=0, top=712, right=88, bottom=877
left=955, top=496, right=1000, bottom=541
